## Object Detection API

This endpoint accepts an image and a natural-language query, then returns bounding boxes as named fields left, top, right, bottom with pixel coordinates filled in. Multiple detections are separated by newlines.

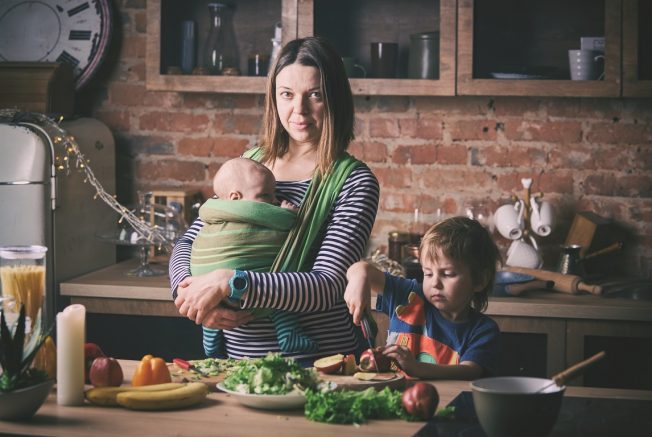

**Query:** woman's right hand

left=174, top=269, right=233, bottom=324
left=343, top=274, right=370, bottom=326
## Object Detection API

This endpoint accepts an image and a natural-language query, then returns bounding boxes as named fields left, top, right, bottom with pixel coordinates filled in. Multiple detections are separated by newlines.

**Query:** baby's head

left=419, top=216, right=501, bottom=312
left=212, top=157, right=277, bottom=204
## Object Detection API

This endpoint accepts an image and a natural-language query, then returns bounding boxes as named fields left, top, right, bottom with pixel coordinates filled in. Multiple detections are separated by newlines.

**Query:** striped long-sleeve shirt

left=169, top=165, right=380, bottom=359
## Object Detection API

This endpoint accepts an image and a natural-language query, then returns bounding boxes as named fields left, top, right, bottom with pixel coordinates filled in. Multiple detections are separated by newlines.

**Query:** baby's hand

left=280, top=200, right=299, bottom=212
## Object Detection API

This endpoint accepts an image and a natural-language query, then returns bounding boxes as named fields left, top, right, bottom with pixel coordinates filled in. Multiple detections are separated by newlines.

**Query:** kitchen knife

left=360, top=315, right=380, bottom=373
left=173, top=358, right=210, bottom=378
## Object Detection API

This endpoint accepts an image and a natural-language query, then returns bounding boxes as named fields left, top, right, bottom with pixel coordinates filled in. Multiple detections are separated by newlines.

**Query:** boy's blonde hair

left=419, top=216, right=502, bottom=312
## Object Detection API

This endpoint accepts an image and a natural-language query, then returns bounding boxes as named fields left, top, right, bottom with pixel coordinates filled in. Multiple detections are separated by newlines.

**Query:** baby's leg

left=202, top=326, right=226, bottom=358
left=271, top=311, right=319, bottom=354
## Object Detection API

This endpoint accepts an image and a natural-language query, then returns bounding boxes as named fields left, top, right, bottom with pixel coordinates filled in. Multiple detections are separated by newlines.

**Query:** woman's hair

left=419, top=216, right=502, bottom=312
left=259, top=36, right=355, bottom=175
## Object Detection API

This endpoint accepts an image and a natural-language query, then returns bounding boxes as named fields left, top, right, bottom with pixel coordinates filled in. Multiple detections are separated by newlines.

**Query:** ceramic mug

left=530, top=198, right=554, bottom=237
left=506, top=237, right=542, bottom=269
left=494, top=201, right=525, bottom=240
left=342, top=57, right=366, bottom=78
left=568, top=49, right=605, bottom=80
left=370, top=42, right=398, bottom=78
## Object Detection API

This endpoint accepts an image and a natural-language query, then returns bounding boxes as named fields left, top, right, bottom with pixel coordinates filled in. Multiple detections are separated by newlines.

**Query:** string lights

left=0, top=109, right=175, bottom=250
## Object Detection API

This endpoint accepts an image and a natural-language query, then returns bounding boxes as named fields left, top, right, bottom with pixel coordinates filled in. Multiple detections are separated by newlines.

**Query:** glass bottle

left=203, top=3, right=239, bottom=75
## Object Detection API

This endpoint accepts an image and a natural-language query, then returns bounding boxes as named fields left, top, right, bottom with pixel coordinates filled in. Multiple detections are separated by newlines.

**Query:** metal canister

left=388, top=231, right=409, bottom=263
left=408, top=32, right=439, bottom=79
left=402, top=244, right=423, bottom=283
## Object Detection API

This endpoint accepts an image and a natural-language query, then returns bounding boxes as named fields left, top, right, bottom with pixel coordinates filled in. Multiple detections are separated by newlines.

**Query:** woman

left=170, top=37, right=380, bottom=362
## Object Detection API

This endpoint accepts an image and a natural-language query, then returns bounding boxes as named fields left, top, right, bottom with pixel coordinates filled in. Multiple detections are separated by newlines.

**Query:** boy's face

left=420, top=249, right=483, bottom=321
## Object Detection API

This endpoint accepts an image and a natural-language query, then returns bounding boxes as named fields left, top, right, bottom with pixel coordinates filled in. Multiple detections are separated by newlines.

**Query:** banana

left=86, top=382, right=185, bottom=406
left=115, top=382, right=208, bottom=411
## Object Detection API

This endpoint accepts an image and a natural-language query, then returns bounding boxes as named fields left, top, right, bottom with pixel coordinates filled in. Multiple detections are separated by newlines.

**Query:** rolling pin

left=504, top=266, right=603, bottom=295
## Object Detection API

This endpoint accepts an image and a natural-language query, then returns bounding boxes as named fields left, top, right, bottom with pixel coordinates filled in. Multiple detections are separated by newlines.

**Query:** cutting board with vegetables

left=169, top=359, right=227, bottom=391
left=318, top=372, right=406, bottom=391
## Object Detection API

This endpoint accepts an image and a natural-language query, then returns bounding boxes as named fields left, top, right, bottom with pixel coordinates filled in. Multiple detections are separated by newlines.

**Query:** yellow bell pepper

left=32, top=336, right=56, bottom=379
left=131, top=354, right=172, bottom=386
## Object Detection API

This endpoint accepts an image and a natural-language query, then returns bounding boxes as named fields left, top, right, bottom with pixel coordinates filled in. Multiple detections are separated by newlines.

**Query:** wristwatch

left=228, top=270, right=249, bottom=301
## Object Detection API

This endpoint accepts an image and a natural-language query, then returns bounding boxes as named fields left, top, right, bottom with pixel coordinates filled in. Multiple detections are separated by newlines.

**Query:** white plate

left=490, top=72, right=546, bottom=80
left=216, top=383, right=308, bottom=410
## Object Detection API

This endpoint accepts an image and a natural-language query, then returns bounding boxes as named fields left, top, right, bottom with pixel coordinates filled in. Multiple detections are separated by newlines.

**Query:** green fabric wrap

left=190, top=199, right=297, bottom=276
left=243, top=147, right=362, bottom=273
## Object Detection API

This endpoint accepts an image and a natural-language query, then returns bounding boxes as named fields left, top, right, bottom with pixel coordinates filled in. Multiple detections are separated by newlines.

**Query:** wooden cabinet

left=622, top=0, right=652, bottom=96
left=147, top=0, right=648, bottom=97
left=457, top=0, right=621, bottom=97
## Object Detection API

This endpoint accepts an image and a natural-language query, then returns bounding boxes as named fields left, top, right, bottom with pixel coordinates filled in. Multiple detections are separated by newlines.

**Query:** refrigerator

left=0, top=116, right=117, bottom=328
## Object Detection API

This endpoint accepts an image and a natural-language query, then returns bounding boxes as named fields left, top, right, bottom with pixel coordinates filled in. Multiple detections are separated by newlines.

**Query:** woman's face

left=275, top=63, right=325, bottom=148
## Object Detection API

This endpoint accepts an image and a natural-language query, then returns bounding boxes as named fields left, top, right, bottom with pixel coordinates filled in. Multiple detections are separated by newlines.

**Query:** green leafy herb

left=222, top=352, right=321, bottom=395
left=190, top=357, right=238, bottom=376
left=304, top=387, right=410, bottom=424
left=0, top=305, right=51, bottom=392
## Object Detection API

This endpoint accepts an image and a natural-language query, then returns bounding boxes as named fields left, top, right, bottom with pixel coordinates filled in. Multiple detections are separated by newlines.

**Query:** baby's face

left=240, top=172, right=277, bottom=204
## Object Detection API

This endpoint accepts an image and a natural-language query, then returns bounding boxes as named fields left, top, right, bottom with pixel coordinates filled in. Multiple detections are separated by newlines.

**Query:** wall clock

left=0, top=0, right=113, bottom=89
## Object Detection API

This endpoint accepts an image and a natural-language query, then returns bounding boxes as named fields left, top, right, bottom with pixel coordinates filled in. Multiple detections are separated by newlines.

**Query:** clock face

left=0, top=0, right=112, bottom=89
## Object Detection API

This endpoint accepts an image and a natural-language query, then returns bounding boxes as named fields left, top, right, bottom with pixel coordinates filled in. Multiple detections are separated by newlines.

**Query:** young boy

left=344, top=216, right=501, bottom=380
left=191, top=157, right=317, bottom=357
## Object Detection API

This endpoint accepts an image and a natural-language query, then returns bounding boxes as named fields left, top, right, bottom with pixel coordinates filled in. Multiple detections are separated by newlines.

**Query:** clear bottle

left=203, top=3, right=239, bottom=75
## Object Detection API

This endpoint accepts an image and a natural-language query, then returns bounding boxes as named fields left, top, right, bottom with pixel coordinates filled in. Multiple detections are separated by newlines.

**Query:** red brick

left=547, top=98, right=624, bottom=119
left=496, top=172, right=574, bottom=195
left=136, top=160, right=206, bottom=182
left=134, top=11, right=147, bottom=33
left=416, top=117, right=444, bottom=140
left=379, top=191, right=421, bottom=212
left=548, top=144, right=597, bottom=170
left=421, top=168, right=494, bottom=192
left=374, top=167, right=414, bottom=189
left=616, top=175, right=652, bottom=197
left=503, top=120, right=582, bottom=143
left=376, top=96, right=410, bottom=112
left=482, top=144, right=548, bottom=168
left=177, top=138, right=214, bottom=157
left=178, top=137, right=248, bottom=159
left=121, top=36, right=146, bottom=58
left=212, top=137, right=251, bottom=158
left=109, top=82, right=145, bottom=106
left=369, top=118, right=399, bottom=138
left=143, top=91, right=183, bottom=108
left=398, top=118, right=418, bottom=137
left=348, top=141, right=388, bottom=163
left=392, top=144, right=467, bottom=165
left=95, top=110, right=130, bottom=132
left=446, top=120, right=497, bottom=141
left=493, top=97, right=542, bottom=117
left=585, top=122, right=652, bottom=144
left=139, top=112, right=210, bottom=132
left=232, top=114, right=263, bottom=135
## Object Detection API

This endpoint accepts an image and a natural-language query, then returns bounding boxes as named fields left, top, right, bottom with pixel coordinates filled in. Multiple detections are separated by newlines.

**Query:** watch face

left=0, top=0, right=113, bottom=89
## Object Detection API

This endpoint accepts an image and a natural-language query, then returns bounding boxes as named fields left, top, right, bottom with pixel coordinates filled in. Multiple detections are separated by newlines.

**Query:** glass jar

left=388, top=231, right=408, bottom=263
left=0, top=245, right=47, bottom=330
left=203, top=3, right=240, bottom=75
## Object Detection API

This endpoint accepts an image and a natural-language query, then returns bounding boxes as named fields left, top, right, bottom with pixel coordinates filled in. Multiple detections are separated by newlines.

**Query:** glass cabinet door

left=623, top=0, right=652, bottom=96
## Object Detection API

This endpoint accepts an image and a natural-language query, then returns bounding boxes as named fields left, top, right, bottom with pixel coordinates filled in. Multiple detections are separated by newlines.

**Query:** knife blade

left=360, top=315, right=380, bottom=373
left=173, top=358, right=209, bottom=378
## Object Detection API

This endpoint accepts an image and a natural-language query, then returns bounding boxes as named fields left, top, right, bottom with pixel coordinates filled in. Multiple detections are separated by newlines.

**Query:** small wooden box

left=149, top=189, right=202, bottom=226
left=0, top=62, right=75, bottom=116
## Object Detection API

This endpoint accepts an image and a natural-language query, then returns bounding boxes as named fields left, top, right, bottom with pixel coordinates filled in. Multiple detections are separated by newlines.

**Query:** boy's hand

left=382, top=344, right=420, bottom=376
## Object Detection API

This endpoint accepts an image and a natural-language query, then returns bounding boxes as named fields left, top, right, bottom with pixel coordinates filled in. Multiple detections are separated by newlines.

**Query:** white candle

left=56, top=304, right=86, bottom=406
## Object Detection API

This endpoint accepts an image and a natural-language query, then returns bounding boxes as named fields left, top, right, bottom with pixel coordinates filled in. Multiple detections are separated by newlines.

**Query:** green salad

left=304, top=387, right=409, bottom=424
left=222, top=353, right=322, bottom=395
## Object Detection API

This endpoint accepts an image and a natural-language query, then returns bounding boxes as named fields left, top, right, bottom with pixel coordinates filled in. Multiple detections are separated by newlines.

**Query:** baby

left=344, top=216, right=501, bottom=380
left=191, top=157, right=317, bottom=357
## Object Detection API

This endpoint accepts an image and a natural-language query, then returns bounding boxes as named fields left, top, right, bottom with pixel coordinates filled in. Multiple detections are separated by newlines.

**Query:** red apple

left=359, top=347, right=392, bottom=372
left=84, top=343, right=105, bottom=384
left=89, top=356, right=124, bottom=387
left=313, top=354, right=344, bottom=374
left=402, top=382, right=439, bottom=420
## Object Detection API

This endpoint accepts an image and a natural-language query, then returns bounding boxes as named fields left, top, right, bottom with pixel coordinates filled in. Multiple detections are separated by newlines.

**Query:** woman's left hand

left=174, top=269, right=233, bottom=324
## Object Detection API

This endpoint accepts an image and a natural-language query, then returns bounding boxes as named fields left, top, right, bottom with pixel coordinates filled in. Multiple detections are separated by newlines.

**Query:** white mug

left=568, top=49, right=604, bottom=80
left=530, top=198, right=554, bottom=237
left=506, top=237, right=542, bottom=269
left=494, top=201, right=525, bottom=240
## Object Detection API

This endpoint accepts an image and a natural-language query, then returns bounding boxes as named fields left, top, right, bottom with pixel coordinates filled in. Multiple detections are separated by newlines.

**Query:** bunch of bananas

left=86, top=382, right=208, bottom=410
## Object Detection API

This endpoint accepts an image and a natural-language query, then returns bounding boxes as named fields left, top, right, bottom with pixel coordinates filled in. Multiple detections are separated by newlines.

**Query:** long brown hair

left=259, top=37, right=355, bottom=175
left=420, top=217, right=502, bottom=312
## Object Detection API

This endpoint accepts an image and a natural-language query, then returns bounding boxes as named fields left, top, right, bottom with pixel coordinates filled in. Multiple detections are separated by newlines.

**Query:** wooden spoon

left=537, top=351, right=606, bottom=393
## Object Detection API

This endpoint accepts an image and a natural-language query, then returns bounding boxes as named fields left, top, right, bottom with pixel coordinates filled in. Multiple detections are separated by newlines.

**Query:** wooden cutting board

left=169, top=363, right=225, bottom=392
left=318, top=372, right=406, bottom=391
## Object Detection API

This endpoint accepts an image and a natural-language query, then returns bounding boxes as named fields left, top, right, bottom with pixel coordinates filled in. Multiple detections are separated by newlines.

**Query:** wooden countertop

left=1, top=360, right=651, bottom=437
left=60, top=261, right=652, bottom=322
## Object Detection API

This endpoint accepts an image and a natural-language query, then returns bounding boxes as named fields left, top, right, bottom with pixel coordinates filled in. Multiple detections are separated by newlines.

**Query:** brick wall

left=86, top=1, right=652, bottom=277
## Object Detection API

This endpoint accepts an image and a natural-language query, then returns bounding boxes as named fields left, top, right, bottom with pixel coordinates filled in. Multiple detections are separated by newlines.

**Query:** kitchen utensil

left=581, top=241, right=623, bottom=260
left=557, top=244, right=586, bottom=276
left=360, top=315, right=379, bottom=373
left=471, top=377, right=564, bottom=437
left=504, top=266, right=603, bottom=295
left=536, top=351, right=606, bottom=393
left=173, top=358, right=210, bottom=378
